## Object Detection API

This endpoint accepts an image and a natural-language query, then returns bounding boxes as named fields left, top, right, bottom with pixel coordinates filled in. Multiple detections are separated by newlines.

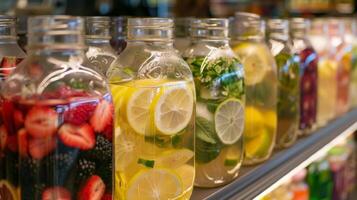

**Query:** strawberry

left=0, top=125, right=8, bottom=151
left=58, top=123, right=95, bottom=150
left=101, top=194, right=112, bottom=200
left=78, top=175, right=105, bottom=200
left=2, top=100, right=15, bottom=134
left=90, top=100, right=113, bottom=133
left=42, top=186, right=71, bottom=200
left=14, top=110, right=24, bottom=129
left=101, top=122, right=113, bottom=141
left=25, top=106, right=59, bottom=138
left=64, top=102, right=97, bottom=125
left=7, top=134, right=18, bottom=152
left=29, top=136, right=56, bottom=160
left=18, top=129, right=29, bottom=157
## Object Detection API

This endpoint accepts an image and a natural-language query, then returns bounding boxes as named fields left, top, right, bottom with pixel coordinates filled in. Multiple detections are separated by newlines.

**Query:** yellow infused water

left=111, top=79, right=195, bottom=200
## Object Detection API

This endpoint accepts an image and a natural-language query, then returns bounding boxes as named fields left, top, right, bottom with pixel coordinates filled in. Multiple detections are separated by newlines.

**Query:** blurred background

left=0, top=0, right=355, bottom=18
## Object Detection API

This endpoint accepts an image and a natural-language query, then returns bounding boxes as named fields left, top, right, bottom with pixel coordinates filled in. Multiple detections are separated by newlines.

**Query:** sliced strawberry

left=42, top=186, right=71, bottom=200
left=2, top=100, right=15, bottom=134
left=78, top=175, right=105, bottom=200
left=25, top=106, right=59, bottom=138
left=18, top=129, right=29, bottom=157
left=14, top=110, right=24, bottom=129
left=6, top=134, right=18, bottom=152
left=58, top=123, right=95, bottom=150
left=101, top=122, right=113, bottom=141
left=64, top=102, right=97, bottom=125
left=90, top=100, right=113, bottom=132
left=101, top=194, right=112, bottom=200
left=29, top=136, right=56, bottom=160
left=0, top=125, right=8, bottom=150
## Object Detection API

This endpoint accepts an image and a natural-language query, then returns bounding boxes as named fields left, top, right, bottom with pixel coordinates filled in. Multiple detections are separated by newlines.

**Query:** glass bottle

left=307, top=157, right=333, bottom=200
left=291, top=169, right=309, bottom=200
left=85, top=16, right=117, bottom=75
left=309, top=18, right=337, bottom=127
left=266, top=19, right=299, bottom=149
left=328, top=19, right=351, bottom=116
left=174, top=17, right=192, bottom=55
left=0, top=16, right=114, bottom=199
left=231, top=12, right=277, bottom=165
left=0, top=15, right=26, bottom=200
left=344, top=18, right=357, bottom=109
left=290, top=18, right=318, bottom=135
left=110, top=16, right=127, bottom=55
left=108, top=18, right=195, bottom=199
left=183, top=18, right=244, bottom=187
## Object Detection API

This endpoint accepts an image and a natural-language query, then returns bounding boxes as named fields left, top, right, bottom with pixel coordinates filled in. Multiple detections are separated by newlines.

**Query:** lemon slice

left=155, top=149, right=194, bottom=168
left=126, top=169, right=183, bottom=200
left=214, top=98, right=244, bottom=145
left=154, top=84, right=194, bottom=135
left=115, top=126, right=140, bottom=171
left=245, top=130, right=272, bottom=158
left=0, top=180, right=17, bottom=200
left=126, top=88, right=157, bottom=135
left=234, top=43, right=268, bottom=85
left=244, top=106, right=265, bottom=139
left=175, top=165, right=194, bottom=197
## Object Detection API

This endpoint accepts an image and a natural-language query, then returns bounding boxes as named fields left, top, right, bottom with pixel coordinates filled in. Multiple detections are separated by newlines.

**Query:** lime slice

left=0, top=180, right=18, bottom=200
left=154, top=84, right=194, bottom=135
left=126, top=88, right=157, bottom=135
left=214, top=98, right=244, bottom=145
left=234, top=43, right=268, bottom=85
left=245, top=130, right=272, bottom=158
left=244, top=106, right=265, bottom=139
left=155, top=149, right=194, bottom=169
left=126, top=169, right=183, bottom=200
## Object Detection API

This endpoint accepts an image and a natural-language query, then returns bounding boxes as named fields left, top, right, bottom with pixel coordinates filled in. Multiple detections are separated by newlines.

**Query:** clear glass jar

left=0, top=16, right=114, bottom=199
left=290, top=18, right=318, bottom=135
left=231, top=12, right=277, bottom=165
left=174, top=17, right=192, bottom=54
left=309, top=18, right=337, bottom=127
left=85, top=16, right=117, bottom=75
left=266, top=19, right=299, bottom=149
left=0, top=15, right=26, bottom=200
left=183, top=18, right=244, bottom=187
left=108, top=18, right=195, bottom=199
left=328, top=19, right=351, bottom=116
left=345, top=18, right=357, bottom=109
left=110, top=16, right=127, bottom=55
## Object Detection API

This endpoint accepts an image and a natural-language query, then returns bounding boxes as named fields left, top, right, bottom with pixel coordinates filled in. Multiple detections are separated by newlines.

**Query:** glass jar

left=231, top=12, right=277, bottom=165
left=183, top=18, right=244, bottom=187
left=266, top=19, right=299, bottom=149
left=108, top=18, right=195, bottom=199
left=85, top=16, right=117, bottom=75
left=344, top=18, right=357, bottom=109
left=290, top=18, right=318, bottom=135
left=0, top=16, right=114, bottom=199
left=110, top=16, right=127, bottom=55
left=174, top=17, right=192, bottom=54
left=0, top=15, right=26, bottom=200
left=328, top=19, right=351, bottom=116
left=309, top=18, right=337, bottom=127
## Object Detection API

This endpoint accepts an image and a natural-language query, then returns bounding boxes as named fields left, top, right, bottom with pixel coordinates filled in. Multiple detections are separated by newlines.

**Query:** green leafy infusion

left=187, top=56, right=245, bottom=100
left=137, top=158, right=155, bottom=168
left=144, top=131, right=183, bottom=148
left=195, top=116, right=222, bottom=163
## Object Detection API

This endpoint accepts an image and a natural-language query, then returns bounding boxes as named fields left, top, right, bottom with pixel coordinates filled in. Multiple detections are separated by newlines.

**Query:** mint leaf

left=224, top=159, right=239, bottom=166
left=137, top=158, right=155, bottom=168
left=196, top=117, right=216, bottom=144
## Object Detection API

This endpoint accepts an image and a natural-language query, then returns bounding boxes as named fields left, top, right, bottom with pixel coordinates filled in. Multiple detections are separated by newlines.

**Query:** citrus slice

left=155, top=149, right=194, bottom=169
left=244, top=106, right=265, bottom=139
left=214, top=98, right=244, bottom=145
left=126, top=169, right=183, bottom=200
left=126, top=88, right=157, bottom=135
left=245, top=130, right=272, bottom=158
left=0, top=180, right=17, bottom=200
left=154, top=84, right=194, bottom=135
left=234, top=43, right=268, bottom=85
left=175, top=165, right=194, bottom=197
left=115, top=127, right=140, bottom=171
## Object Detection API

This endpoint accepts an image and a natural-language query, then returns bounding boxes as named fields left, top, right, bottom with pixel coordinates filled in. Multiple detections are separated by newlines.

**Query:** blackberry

left=83, top=135, right=112, bottom=163
left=76, top=158, right=96, bottom=184
left=19, top=157, right=42, bottom=186
left=96, top=160, right=112, bottom=191
left=21, top=183, right=46, bottom=200
left=5, top=151, right=19, bottom=186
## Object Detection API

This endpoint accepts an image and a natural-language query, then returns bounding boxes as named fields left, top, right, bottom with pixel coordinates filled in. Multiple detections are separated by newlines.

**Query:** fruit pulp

left=1, top=95, right=113, bottom=199
left=111, top=79, right=195, bottom=200
left=317, top=59, right=337, bottom=126
left=233, top=42, right=278, bottom=165
left=336, top=52, right=351, bottom=115
left=297, top=48, right=318, bottom=135
left=275, top=53, right=300, bottom=149
left=186, top=55, right=245, bottom=187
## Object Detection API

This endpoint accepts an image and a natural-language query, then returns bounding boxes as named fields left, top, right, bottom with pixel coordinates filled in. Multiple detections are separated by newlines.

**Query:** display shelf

left=191, top=109, right=357, bottom=200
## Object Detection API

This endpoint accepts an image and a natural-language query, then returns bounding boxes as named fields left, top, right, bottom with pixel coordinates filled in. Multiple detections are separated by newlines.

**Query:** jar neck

left=191, top=38, right=229, bottom=46
left=127, top=18, right=173, bottom=42
left=127, top=40, right=174, bottom=47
